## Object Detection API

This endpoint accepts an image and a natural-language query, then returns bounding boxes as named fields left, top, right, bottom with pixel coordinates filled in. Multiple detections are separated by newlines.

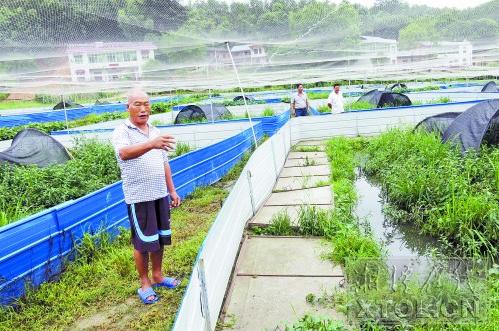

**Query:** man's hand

left=170, top=191, right=181, bottom=208
left=150, top=134, right=175, bottom=151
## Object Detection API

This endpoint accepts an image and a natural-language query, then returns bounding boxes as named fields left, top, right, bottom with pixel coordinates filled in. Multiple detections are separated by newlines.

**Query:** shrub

left=0, top=93, right=9, bottom=102
left=261, top=107, right=275, bottom=117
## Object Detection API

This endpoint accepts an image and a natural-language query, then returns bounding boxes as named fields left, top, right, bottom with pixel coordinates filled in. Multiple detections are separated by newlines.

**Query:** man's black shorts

left=127, top=197, right=171, bottom=252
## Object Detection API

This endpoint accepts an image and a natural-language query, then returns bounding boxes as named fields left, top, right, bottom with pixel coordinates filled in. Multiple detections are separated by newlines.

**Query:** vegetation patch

left=0, top=139, right=120, bottom=227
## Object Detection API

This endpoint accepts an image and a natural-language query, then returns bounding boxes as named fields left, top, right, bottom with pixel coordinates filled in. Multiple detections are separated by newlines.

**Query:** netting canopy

left=358, top=89, right=412, bottom=108
left=414, top=112, right=461, bottom=136
left=0, top=129, right=71, bottom=167
left=442, top=99, right=499, bottom=152
left=174, top=104, right=232, bottom=124
left=481, top=81, right=498, bottom=92
left=1, top=1, right=499, bottom=96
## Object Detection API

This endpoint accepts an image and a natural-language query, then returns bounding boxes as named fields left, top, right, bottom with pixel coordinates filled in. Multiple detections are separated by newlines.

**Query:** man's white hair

left=127, top=88, right=149, bottom=105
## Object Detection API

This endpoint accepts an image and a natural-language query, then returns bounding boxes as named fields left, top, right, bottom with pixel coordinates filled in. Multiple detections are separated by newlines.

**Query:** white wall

left=290, top=101, right=478, bottom=144
left=52, top=121, right=254, bottom=151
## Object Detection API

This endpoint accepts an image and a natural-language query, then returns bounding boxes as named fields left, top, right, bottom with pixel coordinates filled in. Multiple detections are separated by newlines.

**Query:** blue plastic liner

left=0, top=121, right=267, bottom=306
left=0, top=96, right=177, bottom=128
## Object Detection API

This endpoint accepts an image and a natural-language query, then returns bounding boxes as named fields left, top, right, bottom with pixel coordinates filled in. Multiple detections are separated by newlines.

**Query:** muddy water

left=353, top=172, right=442, bottom=278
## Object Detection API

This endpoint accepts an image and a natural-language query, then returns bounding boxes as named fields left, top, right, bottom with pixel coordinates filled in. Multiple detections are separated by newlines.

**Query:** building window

left=107, top=53, right=117, bottom=63
left=73, top=55, right=83, bottom=64
left=141, top=50, right=149, bottom=60
left=89, top=54, right=105, bottom=63
left=124, top=51, right=137, bottom=62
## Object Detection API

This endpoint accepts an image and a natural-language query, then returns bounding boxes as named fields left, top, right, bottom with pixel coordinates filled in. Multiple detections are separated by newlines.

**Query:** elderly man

left=327, top=83, right=345, bottom=114
left=112, top=89, right=181, bottom=305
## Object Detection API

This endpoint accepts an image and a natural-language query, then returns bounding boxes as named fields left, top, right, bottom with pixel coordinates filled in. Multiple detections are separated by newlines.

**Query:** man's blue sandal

left=138, top=287, right=159, bottom=304
left=152, top=277, right=181, bottom=289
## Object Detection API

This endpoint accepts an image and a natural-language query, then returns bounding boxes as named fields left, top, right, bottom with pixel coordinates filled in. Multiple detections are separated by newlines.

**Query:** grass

left=172, top=142, right=192, bottom=158
left=0, top=186, right=228, bottom=330
left=317, top=104, right=331, bottom=113
left=0, top=139, right=121, bottom=226
left=0, top=100, right=48, bottom=111
left=261, top=107, right=275, bottom=117
left=291, top=145, right=321, bottom=152
left=344, top=100, right=375, bottom=111
left=321, top=132, right=499, bottom=330
left=363, top=129, right=498, bottom=259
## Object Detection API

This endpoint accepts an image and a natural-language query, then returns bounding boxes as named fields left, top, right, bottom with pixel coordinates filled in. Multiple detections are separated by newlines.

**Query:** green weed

left=173, top=142, right=192, bottom=158
left=261, top=107, right=275, bottom=117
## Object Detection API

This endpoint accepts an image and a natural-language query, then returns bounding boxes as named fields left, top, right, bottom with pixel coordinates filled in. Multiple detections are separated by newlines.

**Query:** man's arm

left=118, top=134, right=175, bottom=160
left=164, top=162, right=181, bottom=207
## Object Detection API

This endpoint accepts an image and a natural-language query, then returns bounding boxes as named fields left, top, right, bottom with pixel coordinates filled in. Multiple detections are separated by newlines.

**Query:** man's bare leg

left=151, top=248, right=164, bottom=284
left=134, top=249, right=155, bottom=300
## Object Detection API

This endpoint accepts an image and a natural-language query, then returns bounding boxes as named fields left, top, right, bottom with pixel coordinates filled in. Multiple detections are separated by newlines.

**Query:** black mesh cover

left=481, top=81, right=498, bottom=92
left=233, top=95, right=254, bottom=102
left=358, top=90, right=412, bottom=108
left=387, top=83, right=407, bottom=91
left=415, top=112, right=461, bottom=136
left=0, top=129, right=71, bottom=167
left=174, top=103, right=232, bottom=124
left=442, top=99, right=499, bottom=152
left=53, top=101, right=84, bottom=110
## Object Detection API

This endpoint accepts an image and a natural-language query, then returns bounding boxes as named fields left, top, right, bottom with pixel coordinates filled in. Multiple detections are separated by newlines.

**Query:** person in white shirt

left=291, top=83, right=310, bottom=117
left=327, top=83, right=344, bottom=114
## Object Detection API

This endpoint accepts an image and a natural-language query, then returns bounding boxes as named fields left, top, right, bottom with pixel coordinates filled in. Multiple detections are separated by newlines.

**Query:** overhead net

left=1, top=0, right=499, bottom=97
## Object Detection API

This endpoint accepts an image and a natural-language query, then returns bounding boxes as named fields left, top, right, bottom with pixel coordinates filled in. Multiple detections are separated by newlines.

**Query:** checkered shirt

left=112, top=119, right=169, bottom=204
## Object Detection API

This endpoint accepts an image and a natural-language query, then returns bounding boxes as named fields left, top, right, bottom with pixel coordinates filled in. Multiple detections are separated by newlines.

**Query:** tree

left=398, top=17, right=439, bottom=49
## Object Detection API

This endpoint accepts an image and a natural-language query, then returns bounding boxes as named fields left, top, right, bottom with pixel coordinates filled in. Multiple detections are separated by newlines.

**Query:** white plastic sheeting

left=172, top=122, right=291, bottom=331
left=290, top=101, right=483, bottom=143
left=48, top=121, right=254, bottom=149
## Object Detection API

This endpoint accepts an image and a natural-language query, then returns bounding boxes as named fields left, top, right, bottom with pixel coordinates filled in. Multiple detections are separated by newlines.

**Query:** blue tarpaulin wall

left=0, top=120, right=272, bottom=306
left=0, top=96, right=175, bottom=128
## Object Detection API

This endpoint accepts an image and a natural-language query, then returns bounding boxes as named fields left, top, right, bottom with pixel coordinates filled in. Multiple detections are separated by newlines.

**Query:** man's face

left=334, top=85, right=340, bottom=94
left=298, top=85, right=304, bottom=93
left=128, top=95, right=151, bottom=126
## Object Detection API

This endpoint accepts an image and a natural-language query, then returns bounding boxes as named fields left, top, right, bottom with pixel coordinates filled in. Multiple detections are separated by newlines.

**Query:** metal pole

left=226, top=42, right=258, bottom=148
left=207, top=66, right=214, bottom=123
left=62, top=94, right=69, bottom=133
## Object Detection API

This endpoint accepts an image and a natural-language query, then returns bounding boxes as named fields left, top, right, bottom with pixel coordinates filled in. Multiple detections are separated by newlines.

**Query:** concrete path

left=221, top=141, right=344, bottom=330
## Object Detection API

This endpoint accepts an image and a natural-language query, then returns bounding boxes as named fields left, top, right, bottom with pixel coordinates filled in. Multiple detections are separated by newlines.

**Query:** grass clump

left=344, top=100, right=374, bottom=111
left=292, top=145, right=321, bottom=152
left=172, top=142, right=192, bottom=158
left=317, top=104, right=331, bottom=113
left=280, top=314, right=348, bottom=330
left=0, top=139, right=120, bottom=226
left=261, top=107, right=275, bottom=117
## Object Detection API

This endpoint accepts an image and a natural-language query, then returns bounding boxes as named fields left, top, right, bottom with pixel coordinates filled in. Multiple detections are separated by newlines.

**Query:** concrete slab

left=249, top=205, right=331, bottom=226
left=284, top=157, right=329, bottom=168
left=274, top=175, right=330, bottom=191
left=222, top=276, right=344, bottom=330
left=298, top=140, right=328, bottom=146
left=287, top=152, right=328, bottom=159
left=237, top=237, right=343, bottom=276
left=280, top=165, right=331, bottom=177
left=265, top=186, right=332, bottom=206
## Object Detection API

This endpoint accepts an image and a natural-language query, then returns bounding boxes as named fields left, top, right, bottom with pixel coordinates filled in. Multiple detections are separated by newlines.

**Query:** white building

left=208, top=44, right=268, bottom=67
left=360, top=36, right=398, bottom=65
left=67, top=42, right=157, bottom=82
